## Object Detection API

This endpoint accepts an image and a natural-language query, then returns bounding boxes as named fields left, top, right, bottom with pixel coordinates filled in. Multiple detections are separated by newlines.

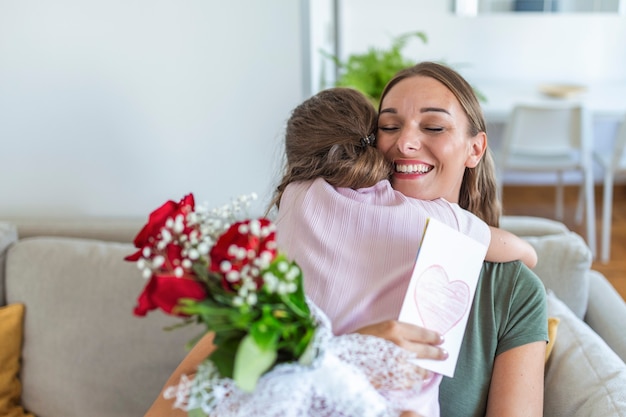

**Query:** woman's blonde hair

left=269, top=87, right=392, bottom=210
left=379, top=62, right=501, bottom=226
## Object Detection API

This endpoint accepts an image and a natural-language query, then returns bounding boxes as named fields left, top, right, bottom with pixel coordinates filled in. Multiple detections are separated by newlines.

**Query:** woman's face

left=377, top=75, right=486, bottom=203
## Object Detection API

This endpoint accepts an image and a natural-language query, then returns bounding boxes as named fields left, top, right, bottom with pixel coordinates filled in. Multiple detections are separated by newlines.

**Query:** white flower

left=277, top=261, right=289, bottom=273
left=161, top=228, right=172, bottom=243
left=286, top=265, right=300, bottom=281
left=197, top=242, right=210, bottom=255
left=263, top=272, right=279, bottom=292
left=153, top=255, right=165, bottom=269
left=226, top=270, right=240, bottom=282
left=173, top=214, right=185, bottom=233
left=220, top=260, right=232, bottom=273
left=249, top=219, right=261, bottom=236
left=277, top=282, right=290, bottom=295
left=188, top=248, right=200, bottom=260
left=246, top=293, right=258, bottom=306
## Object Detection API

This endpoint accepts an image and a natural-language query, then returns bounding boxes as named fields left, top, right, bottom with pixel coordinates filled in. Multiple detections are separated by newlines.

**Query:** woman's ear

left=465, top=132, right=487, bottom=168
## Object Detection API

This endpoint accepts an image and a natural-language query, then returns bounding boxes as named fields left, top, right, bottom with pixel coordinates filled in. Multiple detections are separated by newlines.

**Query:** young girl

left=271, top=87, right=537, bottom=417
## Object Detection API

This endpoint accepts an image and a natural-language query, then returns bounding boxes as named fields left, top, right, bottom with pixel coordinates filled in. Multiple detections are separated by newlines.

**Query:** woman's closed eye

left=379, top=125, right=399, bottom=132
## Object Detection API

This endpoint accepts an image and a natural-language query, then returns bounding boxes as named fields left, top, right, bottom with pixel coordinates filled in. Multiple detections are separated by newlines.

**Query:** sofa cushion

left=5, top=237, right=203, bottom=417
left=0, top=303, right=34, bottom=417
left=544, top=291, right=626, bottom=416
left=524, top=231, right=592, bottom=319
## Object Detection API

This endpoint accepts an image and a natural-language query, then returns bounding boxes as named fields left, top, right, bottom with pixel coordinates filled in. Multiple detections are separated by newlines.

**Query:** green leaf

left=294, top=325, right=316, bottom=358
left=210, top=335, right=242, bottom=379
left=250, top=313, right=281, bottom=349
left=233, top=333, right=277, bottom=392
left=187, top=408, right=208, bottom=417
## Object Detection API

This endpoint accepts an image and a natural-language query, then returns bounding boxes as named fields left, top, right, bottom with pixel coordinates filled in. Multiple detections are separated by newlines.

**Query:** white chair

left=495, top=102, right=597, bottom=257
left=593, top=116, right=626, bottom=263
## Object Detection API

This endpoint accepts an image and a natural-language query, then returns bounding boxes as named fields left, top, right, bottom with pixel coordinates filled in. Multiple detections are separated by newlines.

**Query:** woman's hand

left=355, top=320, right=448, bottom=361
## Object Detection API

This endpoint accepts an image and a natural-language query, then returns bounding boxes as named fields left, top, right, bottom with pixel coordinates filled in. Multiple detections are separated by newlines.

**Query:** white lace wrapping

left=163, top=300, right=426, bottom=417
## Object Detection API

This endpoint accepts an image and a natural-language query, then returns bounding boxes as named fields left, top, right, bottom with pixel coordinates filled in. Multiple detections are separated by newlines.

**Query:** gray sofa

left=0, top=215, right=625, bottom=417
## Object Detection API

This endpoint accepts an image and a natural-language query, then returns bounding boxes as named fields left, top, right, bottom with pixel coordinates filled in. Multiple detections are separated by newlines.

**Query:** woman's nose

left=396, top=130, right=421, bottom=154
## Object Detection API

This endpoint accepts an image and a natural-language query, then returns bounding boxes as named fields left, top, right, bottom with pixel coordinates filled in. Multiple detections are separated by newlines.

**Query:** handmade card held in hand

left=399, top=217, right=488, bottom=377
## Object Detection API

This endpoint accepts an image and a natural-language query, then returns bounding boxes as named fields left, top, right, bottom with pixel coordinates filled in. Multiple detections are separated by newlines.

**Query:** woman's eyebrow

left=379, top=108, right=397, bottom=115
left=421, top=107, right=451, bottom=115
left=379, top=107, right=451, bottom=115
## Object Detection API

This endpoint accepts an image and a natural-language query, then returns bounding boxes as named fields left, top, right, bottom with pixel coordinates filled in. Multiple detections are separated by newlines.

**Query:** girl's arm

left=487, top=227, right=538, bottom=268
left=485, top=341, right=546, bottom=417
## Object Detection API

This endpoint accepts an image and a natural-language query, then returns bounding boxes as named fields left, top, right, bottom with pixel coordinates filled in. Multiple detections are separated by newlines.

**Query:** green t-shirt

left=439, top=261, right=548, bottom=417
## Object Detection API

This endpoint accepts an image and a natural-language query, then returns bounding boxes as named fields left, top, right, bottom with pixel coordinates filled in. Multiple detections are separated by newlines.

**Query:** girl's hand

left=355, top=320, right=448, bottom=361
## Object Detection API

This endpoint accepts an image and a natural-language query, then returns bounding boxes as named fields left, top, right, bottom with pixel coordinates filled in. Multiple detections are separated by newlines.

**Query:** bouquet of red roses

left=125, top=193, right=317, bottom=392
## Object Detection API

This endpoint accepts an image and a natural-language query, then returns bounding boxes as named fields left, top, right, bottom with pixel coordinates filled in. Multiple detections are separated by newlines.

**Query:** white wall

left=338, top=0, right=626, bottom=84
left=0, top=0, right=306, bottom=219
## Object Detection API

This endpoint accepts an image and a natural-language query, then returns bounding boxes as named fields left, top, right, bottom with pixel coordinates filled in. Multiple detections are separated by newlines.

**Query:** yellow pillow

left=546, top=316, right=560, bottom=362
left=0, top=303, right=35, bottom=417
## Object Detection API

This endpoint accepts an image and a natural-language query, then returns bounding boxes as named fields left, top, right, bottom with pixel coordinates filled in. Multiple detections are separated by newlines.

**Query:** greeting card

left=399, top=217, right=488, bottom=377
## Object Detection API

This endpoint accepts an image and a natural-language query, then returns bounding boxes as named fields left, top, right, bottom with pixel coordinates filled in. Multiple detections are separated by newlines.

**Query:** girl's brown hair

left=269, top=87, right=392, bottom=210
left=379, top=62, right=501, bottom=226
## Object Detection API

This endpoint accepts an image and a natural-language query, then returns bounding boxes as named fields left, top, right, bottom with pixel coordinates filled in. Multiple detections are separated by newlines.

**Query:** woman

left=272, top=86, right=537, bottom=417
left=366, top=61, right=548, bottom=416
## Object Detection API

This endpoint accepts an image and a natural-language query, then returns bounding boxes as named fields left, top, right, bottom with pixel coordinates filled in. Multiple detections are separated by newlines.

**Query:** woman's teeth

left=395, top=163, right=432, bottom=174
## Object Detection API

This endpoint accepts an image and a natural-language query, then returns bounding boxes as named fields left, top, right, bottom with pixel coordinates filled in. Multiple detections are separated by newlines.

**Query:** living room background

left=1, top=0, right=625, bottom=218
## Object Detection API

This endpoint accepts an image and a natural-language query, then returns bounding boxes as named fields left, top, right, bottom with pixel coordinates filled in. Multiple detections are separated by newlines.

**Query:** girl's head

left=377, top=62, right=500, bottom=226
left=271, top=87, right=392, bottom=209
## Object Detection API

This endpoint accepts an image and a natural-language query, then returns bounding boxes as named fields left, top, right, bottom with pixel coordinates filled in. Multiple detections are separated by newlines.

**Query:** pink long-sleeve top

left=275, top=178, right=491, bottom=336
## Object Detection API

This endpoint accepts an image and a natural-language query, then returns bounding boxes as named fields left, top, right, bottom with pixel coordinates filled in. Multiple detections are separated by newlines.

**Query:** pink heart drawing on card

left=413, top=264, right=470, bottom=336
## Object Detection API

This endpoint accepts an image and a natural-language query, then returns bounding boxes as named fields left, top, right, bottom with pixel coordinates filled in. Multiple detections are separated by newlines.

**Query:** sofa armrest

left=0, top=222, right=18, bottom=306
left=585, top=271, right=626, bottom=362
left=500, top=215, right=570, bottom=237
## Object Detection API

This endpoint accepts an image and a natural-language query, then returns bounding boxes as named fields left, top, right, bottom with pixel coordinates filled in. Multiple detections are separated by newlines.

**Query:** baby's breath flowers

left=125, top=192, right=316, bottom=393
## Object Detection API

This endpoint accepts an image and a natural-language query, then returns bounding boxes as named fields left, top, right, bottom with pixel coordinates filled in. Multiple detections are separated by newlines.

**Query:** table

left=474, top=80, right=626, bottom=124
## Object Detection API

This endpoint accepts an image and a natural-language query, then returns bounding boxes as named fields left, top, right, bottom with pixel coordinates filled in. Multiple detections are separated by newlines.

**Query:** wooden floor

left=501, top=184, right=626, bottom=301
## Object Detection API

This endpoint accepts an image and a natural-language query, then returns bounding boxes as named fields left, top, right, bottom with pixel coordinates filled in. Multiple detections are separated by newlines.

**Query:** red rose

left=125, top=194, right=195, bottom=262
left=209, top=218, right=276, bottom=291
left=133, top=274, right=206, bottom=317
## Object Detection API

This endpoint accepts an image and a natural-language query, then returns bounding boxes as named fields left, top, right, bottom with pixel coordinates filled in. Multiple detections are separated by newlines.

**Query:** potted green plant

left=321, top=31, right=486, bottom=106
left=321, top=31, right=427, bottom=108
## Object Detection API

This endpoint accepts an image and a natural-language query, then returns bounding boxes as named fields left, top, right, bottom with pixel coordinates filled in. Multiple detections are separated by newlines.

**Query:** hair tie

left=360, top=134, right=376, bottom=148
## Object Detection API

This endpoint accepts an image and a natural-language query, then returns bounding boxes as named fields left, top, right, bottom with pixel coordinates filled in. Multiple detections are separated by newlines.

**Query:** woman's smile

left=393, top=159, right=434, bottom=178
